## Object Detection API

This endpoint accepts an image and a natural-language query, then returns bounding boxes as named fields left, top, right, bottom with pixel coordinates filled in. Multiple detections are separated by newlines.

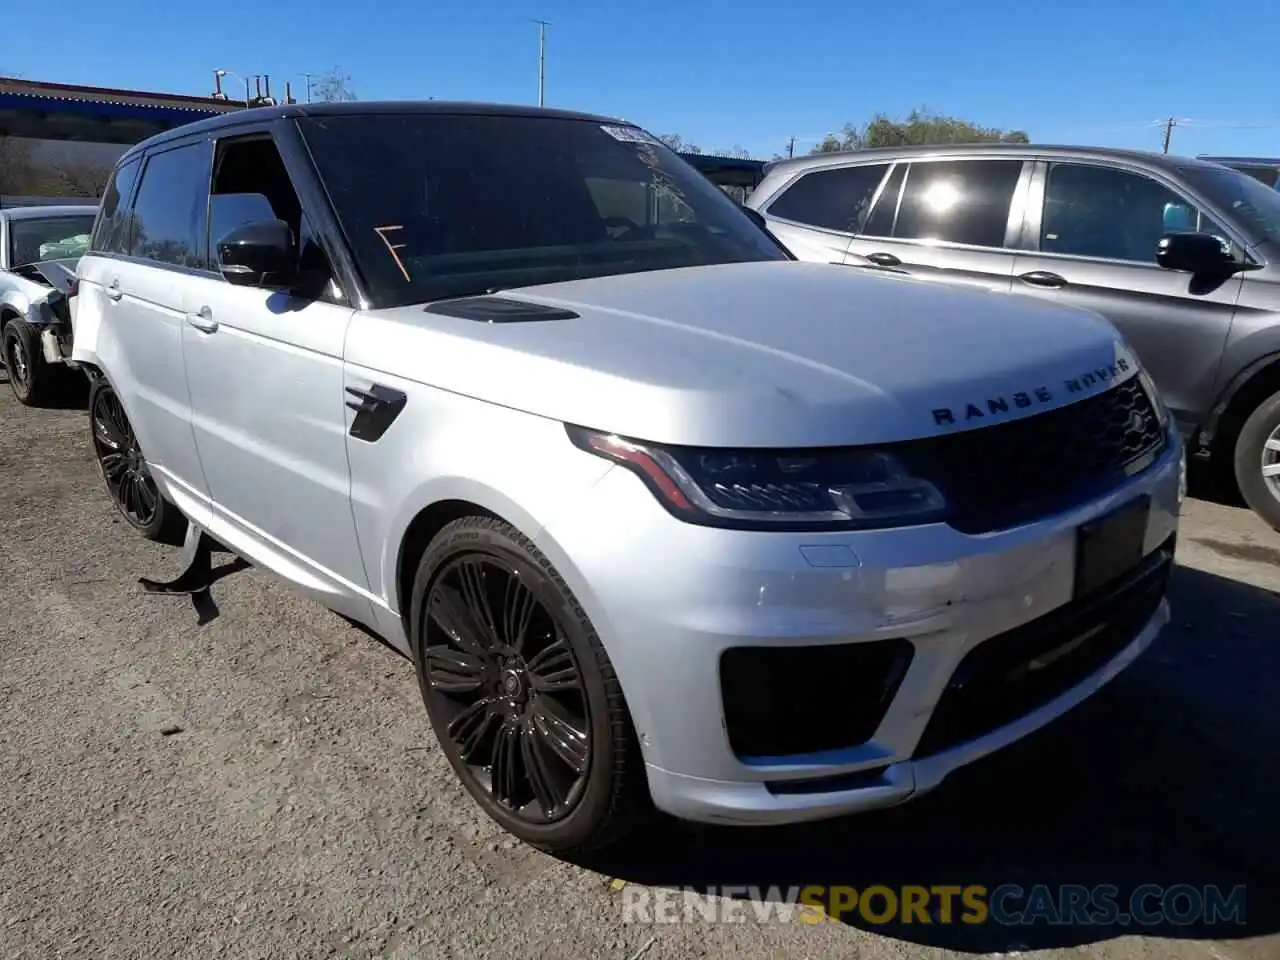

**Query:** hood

left=346, top=260, right=1140, bottom=448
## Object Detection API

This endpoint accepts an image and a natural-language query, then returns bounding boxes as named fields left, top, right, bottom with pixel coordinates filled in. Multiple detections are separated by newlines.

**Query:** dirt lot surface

left=0, top=386, right=1276, bottom=960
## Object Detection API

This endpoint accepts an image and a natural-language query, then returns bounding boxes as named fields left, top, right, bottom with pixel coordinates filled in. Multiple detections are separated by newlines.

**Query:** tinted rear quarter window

left=129, top=142, right=213, bottom=269
left=895, top=159, right=1023, bottom=248
left=766, top=163, right=889, bottom=233
left=90, top=157, right=141, bottom=255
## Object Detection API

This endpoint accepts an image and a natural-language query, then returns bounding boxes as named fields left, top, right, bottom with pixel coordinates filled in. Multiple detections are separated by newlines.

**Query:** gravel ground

left=0, top=385, right=1276, bottom=960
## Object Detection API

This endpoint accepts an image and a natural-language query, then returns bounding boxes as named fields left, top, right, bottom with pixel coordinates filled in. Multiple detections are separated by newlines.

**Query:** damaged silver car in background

left=0, top=203, right=97, bottom=406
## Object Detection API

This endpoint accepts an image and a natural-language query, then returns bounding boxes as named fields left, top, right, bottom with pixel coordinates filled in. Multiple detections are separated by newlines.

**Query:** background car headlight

left=566, top=425, right=949, bottom=530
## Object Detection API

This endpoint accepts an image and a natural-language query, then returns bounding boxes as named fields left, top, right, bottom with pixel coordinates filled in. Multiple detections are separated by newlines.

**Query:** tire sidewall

left=409, top=518, right=622, bottom=850
left=1233, top=390, right=1280, bottom=531
left=88, top=378, right=173, bottom=541
left=3, top=322, right=34, bottom=403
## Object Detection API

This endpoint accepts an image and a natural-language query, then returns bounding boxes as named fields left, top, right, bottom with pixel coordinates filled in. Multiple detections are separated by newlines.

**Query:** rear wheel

left=88, top=378, right=188, bottom=545
left=1233, top=388, right=1280, bottom=532
left=409, top=515, right=646, bottom=853
left=3, top=319, right=70, bottom=408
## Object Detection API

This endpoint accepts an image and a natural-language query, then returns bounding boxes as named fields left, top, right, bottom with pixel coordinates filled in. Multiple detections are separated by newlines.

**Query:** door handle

left=866, top=252, right=902, bottom=267
left=105, top=280, right=123, bottom=302
left=1018, top=270, right=1067, bottom=289
left=185, top=306, right=218, bottom=333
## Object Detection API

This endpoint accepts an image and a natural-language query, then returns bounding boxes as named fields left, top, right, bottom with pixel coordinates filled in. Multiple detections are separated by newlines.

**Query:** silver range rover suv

left=72, top=102, right=1182, bottom=852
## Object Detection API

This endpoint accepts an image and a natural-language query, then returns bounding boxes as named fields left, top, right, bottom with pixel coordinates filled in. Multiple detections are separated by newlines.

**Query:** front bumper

left=535, top=427, right=1182, bottom=826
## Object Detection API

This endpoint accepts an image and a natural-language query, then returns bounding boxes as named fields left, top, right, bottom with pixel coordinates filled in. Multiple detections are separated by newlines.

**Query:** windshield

left=298, top=114, right=789, bottom=308
left=8, top=214, right=96, bottom=267
left=1180, top=164, right=1280, bottom=247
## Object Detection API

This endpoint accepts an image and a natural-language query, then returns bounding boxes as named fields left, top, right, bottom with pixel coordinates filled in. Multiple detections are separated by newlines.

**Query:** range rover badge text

left=932, top=359, right=1132, bottom=427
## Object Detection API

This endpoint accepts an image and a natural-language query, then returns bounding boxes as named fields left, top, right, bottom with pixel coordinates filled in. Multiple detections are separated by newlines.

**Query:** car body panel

left=1007, top=251, right=1243, bottom=430
left=536, top=421, right=1181, bottom=821
left=177, top=275, right=375, bottom=622
left=78, top=254, right=211, bottom=510
left=349, top=261, right=1138, bottom=449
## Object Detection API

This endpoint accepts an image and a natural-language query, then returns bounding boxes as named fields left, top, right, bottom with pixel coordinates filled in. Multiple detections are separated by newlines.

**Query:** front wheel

left=1233, top=388, right=1280, bottom=532
left=88, top=378, right=188, bottom=545
left=3, top=319, right=69, bottom=407
left=409, top=515, right=647, bottom=853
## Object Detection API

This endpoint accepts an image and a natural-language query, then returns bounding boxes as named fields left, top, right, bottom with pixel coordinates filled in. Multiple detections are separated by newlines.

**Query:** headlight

left=1137, top=367, right=1170, bottom=431
left=566, top=426, right=949, bottom=530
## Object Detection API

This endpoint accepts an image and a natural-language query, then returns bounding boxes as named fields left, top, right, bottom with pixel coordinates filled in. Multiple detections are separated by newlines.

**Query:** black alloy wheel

left=425, top=553, right=591, bottom=820
left=89, top=379, right=187, bottom=544
left=411, top=516, right=645, bottom=852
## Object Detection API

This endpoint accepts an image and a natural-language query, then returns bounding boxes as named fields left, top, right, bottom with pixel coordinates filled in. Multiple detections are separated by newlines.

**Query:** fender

left=1198, top=348, right=1280, bottom=455
left=380, top=465, right=613, bottom=628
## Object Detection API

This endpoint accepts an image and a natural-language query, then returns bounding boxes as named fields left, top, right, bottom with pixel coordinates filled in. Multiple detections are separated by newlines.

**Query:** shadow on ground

left=582, top=563, right=1279, bottom=953
left=1187, top=458, right=1247, bottom=510
left=0, top=371, right=90, bottom=411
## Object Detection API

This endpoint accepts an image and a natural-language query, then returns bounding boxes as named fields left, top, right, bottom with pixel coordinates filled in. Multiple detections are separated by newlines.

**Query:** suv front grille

left=910, top=375, right=1167, bottom=534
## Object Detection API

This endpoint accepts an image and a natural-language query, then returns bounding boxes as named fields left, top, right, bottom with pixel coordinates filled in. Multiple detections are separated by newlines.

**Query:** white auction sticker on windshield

left=600, top=124, right=661, bottom=145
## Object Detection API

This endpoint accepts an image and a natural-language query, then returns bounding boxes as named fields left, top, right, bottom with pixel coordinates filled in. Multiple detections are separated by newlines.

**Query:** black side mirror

left=1156, top=231, right=1235, bottom=275
left=217, top=219, right=297, bottom=289
left=740, top=205, right=769, bottom=232
left=738, top=203, right=795, bottom=259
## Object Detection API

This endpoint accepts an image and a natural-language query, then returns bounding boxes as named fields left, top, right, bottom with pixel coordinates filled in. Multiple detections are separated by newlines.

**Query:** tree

left=810, top=108, right=1029, bottom=155
left=656, top=133, right=701, bottom=155
left=810, top=134, right=845, bottom=155
left=311, top=67, right=358, bottom=103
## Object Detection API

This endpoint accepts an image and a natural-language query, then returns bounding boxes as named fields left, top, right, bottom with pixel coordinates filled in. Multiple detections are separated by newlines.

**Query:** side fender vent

left=424, top=296, right=579, bottom=323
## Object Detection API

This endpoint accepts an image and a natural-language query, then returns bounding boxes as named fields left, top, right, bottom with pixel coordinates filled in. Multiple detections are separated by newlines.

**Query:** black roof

left=762, top=142, right=1238, bottom=177
left=1198, top=155, right=1280, bottom=166
left=121, top=99, right=629, bottom=162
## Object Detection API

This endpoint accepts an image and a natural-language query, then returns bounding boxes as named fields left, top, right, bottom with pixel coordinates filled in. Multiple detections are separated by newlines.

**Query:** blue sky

left=5, top=0, right=1278, bottom=161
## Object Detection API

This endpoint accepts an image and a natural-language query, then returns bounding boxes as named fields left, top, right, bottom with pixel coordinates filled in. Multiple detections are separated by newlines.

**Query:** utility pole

left=1162, top=116, right=1176, bottom=154
left=534, top=20, right=550, bottom=107
left=303, top=72, right=313, bottom=104
left=786, top=136, right=796, bottom=158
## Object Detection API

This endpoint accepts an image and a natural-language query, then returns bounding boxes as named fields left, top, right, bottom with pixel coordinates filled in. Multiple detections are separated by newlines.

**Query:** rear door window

left=90, top=157, right=141, bottom=256
left=894, top=159, right=1023, bottom=248
left=766, top=163, right=890, bottom=234
left=128, top=141, right=213, bottom=269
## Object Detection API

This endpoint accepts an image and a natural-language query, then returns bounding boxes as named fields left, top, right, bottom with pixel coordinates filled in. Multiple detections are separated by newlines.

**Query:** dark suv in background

left=749, top=145, right=1280, bottom=530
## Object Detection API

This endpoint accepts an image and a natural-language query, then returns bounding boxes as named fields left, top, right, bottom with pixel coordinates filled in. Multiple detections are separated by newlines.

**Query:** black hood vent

left=424, top=296, right=579, bottom=323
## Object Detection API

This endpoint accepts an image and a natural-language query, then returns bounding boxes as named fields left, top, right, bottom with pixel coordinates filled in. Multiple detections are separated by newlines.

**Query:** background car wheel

left=88, top=378, right=188, bottom=546
left=2, top=319, right=70, bottom=408
left=1233, top=388, right=1280, bottom=533
left=410, top=515, right=647, bottom=854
